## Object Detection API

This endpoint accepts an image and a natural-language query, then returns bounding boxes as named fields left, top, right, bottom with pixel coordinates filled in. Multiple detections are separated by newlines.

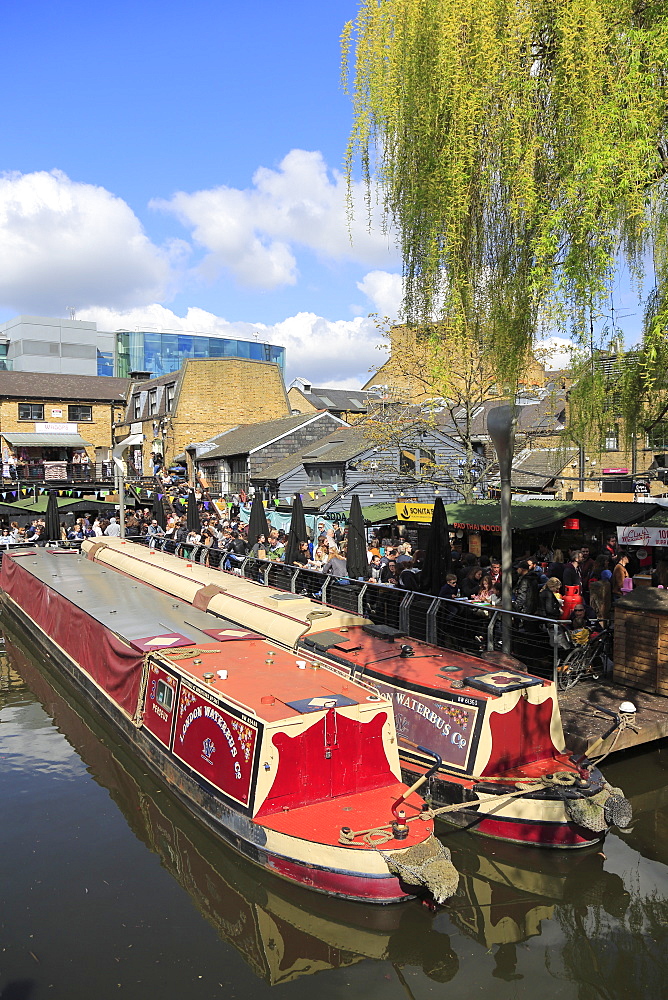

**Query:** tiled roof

left=438, top=391, right=567, bottom=438
left=255, top=426, right=368, bottom=482
left=291, top=384, right=381, bottom=412
left=196, top=412, right=336, bottom=460
left=0, top=370, right=130, bottom=401
left=507, top=447, right=579, bottom=489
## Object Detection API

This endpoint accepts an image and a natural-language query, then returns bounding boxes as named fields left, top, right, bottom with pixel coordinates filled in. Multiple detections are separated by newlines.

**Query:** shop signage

left=35, top=422, right=77, bottom=434
left=617, top=525, right=668, bottom=546
left=395, top=502, right=435, bottom=522
left=602, top=467, right=628, bottom=474
left=50, top=408, right=63, bottom=418
left=452, top=521, right=501, bottom=533
left=563, top=517, right=580, bottom=530
left=634, top=480, right=650, bottom=495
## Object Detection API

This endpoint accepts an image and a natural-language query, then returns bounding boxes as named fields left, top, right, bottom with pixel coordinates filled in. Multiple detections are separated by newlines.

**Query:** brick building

left=116, top=357, right=291, bottom=475
left=0, top=371, right=129, bottom=482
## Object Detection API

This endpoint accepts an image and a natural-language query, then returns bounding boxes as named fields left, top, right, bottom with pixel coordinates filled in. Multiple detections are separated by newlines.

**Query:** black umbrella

left=186, top=489, right=201, bottom=533
left=283, top=493, right=308, bottom=565
left=419, top=496, right=452, bottom=595
left=152, top=491, right=167, bottom=529
left=346, top=494, right=368, bottom=580
left=247, top=492, right=270, bottom=542
left=43, top=491, right=61, bottom=544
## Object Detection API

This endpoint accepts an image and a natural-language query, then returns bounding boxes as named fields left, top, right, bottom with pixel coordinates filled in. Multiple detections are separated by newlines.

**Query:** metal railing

left=136, top=537, right=571, bottom=685
left=2, top=462, right=117, bottom=485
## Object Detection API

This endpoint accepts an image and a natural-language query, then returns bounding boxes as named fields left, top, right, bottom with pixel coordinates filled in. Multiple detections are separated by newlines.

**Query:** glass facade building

left=115, top=331, right=285, bottom=379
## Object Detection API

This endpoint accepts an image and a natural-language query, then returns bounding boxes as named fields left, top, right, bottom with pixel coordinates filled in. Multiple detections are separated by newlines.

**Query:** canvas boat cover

left=0, top=549, right=243, bottom=716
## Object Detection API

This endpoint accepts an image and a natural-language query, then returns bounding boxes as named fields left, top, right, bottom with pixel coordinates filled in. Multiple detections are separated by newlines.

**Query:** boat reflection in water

left=444, top=830, right=630, bottom=981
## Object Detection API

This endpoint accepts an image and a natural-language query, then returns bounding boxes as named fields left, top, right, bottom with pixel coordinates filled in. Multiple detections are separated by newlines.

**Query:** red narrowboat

left=82, top=538, right=631, bottom=849
left=0, top=546, right=458, bottom=904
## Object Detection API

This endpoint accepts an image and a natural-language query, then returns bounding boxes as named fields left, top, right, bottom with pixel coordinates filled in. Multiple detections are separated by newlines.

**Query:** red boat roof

left=303, top=626, right=547, bottom=701
left=157, top=642, right=382, bottom=725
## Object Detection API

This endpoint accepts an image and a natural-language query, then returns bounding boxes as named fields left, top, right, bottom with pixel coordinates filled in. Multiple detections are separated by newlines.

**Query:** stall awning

left=2, top=432, right=93, bottom=447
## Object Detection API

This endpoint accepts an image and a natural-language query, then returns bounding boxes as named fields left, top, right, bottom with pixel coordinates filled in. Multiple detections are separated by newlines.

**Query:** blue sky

left=0, top=1, right=646, bottom=384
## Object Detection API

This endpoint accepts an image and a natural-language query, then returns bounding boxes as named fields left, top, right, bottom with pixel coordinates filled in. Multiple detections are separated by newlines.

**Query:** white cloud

left=77, top=304, right=387, bottom=387
left=153, top=149, right=398, bottom=291
left=0, top=170, right=181, bottom=314
left=534, top=335, right=574, bottom=370
left=357, top=270, right=403, bottom=318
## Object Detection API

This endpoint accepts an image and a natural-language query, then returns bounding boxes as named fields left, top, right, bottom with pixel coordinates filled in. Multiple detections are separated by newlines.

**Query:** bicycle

left=556, top=625, right=613, bottom=691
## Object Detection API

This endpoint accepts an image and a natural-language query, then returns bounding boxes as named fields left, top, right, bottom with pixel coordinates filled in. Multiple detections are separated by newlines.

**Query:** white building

left=0, top=315, right=114, bottom=377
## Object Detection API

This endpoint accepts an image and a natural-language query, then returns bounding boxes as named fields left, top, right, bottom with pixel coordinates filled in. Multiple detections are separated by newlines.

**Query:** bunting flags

left=309, top=491, right=316, bottom=499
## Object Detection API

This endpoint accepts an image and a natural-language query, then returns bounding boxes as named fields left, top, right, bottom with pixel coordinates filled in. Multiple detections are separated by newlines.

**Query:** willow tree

left=342, top=1, right=668, bottom=396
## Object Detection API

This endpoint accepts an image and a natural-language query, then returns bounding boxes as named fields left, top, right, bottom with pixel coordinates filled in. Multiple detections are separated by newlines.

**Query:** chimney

left=129, top=370, right=152, bottom=382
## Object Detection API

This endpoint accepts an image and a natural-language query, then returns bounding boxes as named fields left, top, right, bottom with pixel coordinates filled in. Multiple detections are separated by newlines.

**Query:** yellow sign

left=395, top=502, right=435, bottom=522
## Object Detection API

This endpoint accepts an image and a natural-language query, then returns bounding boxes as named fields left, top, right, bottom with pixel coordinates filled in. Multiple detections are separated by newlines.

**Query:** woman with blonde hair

left=538, top=577, right=563, bottom=620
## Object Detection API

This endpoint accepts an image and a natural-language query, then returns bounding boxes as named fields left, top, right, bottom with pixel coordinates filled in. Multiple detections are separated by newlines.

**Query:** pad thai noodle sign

left=617, top=525, right=668, bottom=546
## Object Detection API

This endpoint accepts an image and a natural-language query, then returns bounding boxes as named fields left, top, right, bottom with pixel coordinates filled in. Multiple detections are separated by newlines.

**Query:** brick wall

left=0, top=398, right=118, bottom=460
left=132, top=358, right=290, bottom=473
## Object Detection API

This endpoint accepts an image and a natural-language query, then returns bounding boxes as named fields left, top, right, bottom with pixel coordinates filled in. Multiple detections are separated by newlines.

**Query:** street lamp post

left=487, top=404, right=517, bottom=653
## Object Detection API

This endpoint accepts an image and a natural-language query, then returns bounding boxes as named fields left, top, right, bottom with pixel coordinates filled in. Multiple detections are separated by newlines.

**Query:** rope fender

left=381, top=835, right=459, bottom=905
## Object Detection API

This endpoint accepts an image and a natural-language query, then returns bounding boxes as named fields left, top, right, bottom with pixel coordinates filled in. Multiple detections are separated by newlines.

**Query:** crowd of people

left=2, top=499, right=662, bottom=649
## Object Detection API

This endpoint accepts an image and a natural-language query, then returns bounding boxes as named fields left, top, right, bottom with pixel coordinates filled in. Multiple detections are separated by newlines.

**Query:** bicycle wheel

left=557, top=647, right=588, bottom=690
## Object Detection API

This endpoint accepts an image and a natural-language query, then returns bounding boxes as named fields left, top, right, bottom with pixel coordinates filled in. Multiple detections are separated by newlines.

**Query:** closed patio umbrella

left=152, top=492, right=167, bottom=529
left=283, top=493, right=308, bottom=565
left=346, top=494, right=368, bottom=580
left=247, top=492, right=270, bottom=542
left=419, top=496, right=452, bottom=595
left=43, top=491, right=61, bottom=543
left=186, top=489, right=201, bottom=533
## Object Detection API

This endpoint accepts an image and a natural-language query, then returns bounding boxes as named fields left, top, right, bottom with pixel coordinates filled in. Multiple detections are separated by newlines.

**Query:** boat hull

left=399, top=764, right=604, bottom=848
left=0, top=594, right=416, bottom=903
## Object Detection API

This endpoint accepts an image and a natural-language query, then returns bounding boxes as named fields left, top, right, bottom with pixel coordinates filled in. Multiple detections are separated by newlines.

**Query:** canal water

left=1, top=632, right=666, bottom=1000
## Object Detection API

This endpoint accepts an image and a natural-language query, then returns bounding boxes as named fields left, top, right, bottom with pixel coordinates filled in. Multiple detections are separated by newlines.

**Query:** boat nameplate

left=172, top=682, right=259, bottom=808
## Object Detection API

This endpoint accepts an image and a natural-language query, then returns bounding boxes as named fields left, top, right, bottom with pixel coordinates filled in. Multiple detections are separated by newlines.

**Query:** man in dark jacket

left=562, top=550, right=584, bottom=589
left=512, top=561, right=539, bottom=615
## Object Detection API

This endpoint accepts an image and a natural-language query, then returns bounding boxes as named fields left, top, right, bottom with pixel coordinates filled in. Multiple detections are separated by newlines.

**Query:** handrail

left=128, top=538, right=571, bottom=680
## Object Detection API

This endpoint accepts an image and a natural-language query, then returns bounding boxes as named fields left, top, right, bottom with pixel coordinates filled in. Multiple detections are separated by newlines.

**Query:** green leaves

left=344, top=1, right=668, bottom=383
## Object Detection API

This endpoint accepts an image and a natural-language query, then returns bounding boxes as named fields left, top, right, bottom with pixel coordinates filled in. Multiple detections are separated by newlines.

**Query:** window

left=148, top=389, right=158, bottom=416
left=306, top=465, right=343, bottom=485
left=605, top=425, right=619, bottom=451
left=647, top=422, right=668, bottom=451
left=22, top=340, right=60, bottom=357
left=400, top=446, right=435, bottom=475
left=18, top=403, right=44, bottom=421
left=400, top=448, right=417, bottom=474
left=133, top=395, right=142, bottom=420
left=417, top=447, right=436, bottom=473
left=61, top=343, right=96, bottom=359
left=165, top=384, right=175, bottom=412
left=68, top=404, right=92, bottom=422
left=156, top=680, right=174, bottom=712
